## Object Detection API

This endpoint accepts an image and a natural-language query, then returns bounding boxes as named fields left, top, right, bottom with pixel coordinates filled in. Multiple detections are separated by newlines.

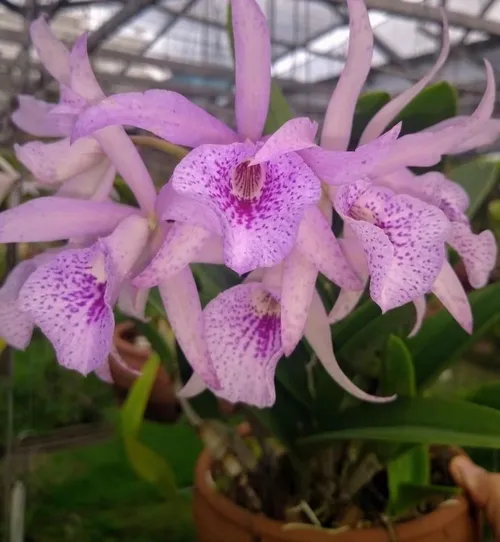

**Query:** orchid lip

left=231, top=160, right=266, bottom=200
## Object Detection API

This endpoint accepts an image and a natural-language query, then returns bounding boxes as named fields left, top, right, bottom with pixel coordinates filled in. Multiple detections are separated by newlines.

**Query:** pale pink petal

left=171, top=142, right=320, bottom=274
left=448, top=224, right=497, bottom=289
left=193, top=234, right=224, bottom=265
left=408, top=296, right=426, bottom=338
left=12, top=95, right=70, bottom=137
left=71, top=90, right=238, bottom=148
left=69, top=34, right=105, bottom=102
left=432, top=261, right=472, bottom=333
left=374, top=60, right=496, bottom=172
left=359, top=11, right=449, bottom=144
left=329, top=288, right=365, bottom=324
left=18, top=216, right=149, bottom=374
left=0, top=260, right=37, bottom=349
left=231, top=0, right=271, bottom=141
left=204, top=283, right=282, bottom=406
left=117, top=282, right=149, bottom=321
left=94, top=360, right=113, bottom=383
left=0, top=197, right=138, bottom=243
left=158, top=268, right=219, bottom=389
left=336, top=181, right=449, bottom=311
left=280, top=249, right=317, bottom=356
left=322, top=0, right=373, bottom=150
left=15, top=136, right=103, bottom=186
left=251, top=118, right=318, bottom=165
left=295, top=206, right=362, bottom=290
left=133, top=223, right=212, bottom=288
left=177, top=371, right=207, bottom=398
left=301, top=124, right=401, bottom=185
left=305, top=290, right=394, bottom=403
left=56, top=160, right=116, bottom=201
left=30, top=16, right=70, bottom=85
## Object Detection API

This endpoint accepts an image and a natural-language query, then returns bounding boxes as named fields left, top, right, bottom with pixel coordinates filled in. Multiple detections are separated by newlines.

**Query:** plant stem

left=131, top=135, right=189, bottom=160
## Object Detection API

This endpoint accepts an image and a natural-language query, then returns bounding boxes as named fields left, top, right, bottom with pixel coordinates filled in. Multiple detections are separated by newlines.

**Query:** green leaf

left=350, top=91, right=391, bottom=148
left=409, top=282, right=500, bottom=391
left=263, top=80, right=294, bottom=134
left=380, top=335, right=415, bottom=397
left=123, top=436, right=177, bottom=499
left=391, top=483, right=461, bottom=519
left=297, top=397, right=500, bottom=450
left=121, top=353, right=160, bottom=437
left=447, top=159, right=498, bottom=219
left=466, top=382, right=500, bottom=411
left=394, top=82, right=457, bottom=136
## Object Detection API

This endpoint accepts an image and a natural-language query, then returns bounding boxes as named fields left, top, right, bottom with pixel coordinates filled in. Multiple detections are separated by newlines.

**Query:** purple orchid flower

left=13, top=17, right=156, bottom=213
left=69, top=0, right=331, bottom=276
left=178, top=265, right=392, bottom=408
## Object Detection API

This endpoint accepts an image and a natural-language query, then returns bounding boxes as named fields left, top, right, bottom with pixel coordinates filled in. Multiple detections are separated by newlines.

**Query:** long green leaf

left=123, top=436, right=177, bottom=499
left=447, top=159, right=498, bottom=219
left=409, top=282, right=500, bottom=390
left=121, top=353, right=160, bottom=437
left=263, top=80, right=294, bottom=134
left=350, top=91, right=391, bottom=148
left=298, top=397, right=500, bottom=450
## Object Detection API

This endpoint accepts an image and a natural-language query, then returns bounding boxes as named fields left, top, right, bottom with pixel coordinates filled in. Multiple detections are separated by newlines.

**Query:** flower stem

left=131, top=135, right=189, bottom=161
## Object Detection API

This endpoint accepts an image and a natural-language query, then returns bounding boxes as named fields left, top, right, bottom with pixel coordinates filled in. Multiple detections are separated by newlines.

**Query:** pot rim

left=113, top=321, right=151, bottom=361
left=194, top=443, right=472, bottom=541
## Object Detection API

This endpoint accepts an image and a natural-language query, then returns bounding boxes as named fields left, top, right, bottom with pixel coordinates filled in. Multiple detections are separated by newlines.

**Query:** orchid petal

left=15, top=136, right=103, bottom=185
left=374, top=60, right=496, bottom=172
left=177, top=371, right=207, bottom=398
left=30, top=16, right=70, bottom=85
left=91, top=126, right=157, bottom=214
left=251, top=118, right=318, bottom=165
left=329, top=237, right=368, bottom=323
left=69, top=34, right=105, bottom=102
left=156, top=182, right=221, bottom=234
left=448, top=224, right=497, bottom=289
left=280, top=249, right=317, bottom=356
left=56, top=161, right=116, bottom=202
left=18, top=215, right=149, bottom=374
left=117, top=282, right=149, bottom=321
left=71, top=90, right=238, bottom=148
left=94, top=360, right=113, bottom=383
left=336, top=181, right=449, bottom=311
left=171, top=142, right=320, bottom=274
left=295, top=206, right=362, bottom=290
left=231, top=0, right=271, bottom=141
left=12, top=95, right=70, bottom=137
left=360, top=11, right=449, bottom=144
left=408, top=296, right=426, bottom=338
left=322, top=0, right=373, bottom=150
left=133, top=223, right=212, bottom=288
left=193, top=234, right=225, bottom=265
left=301, top=124, right=401, bottom=185
left=158, top=267, right=219, bottom=389
left=0, top=260, right=37, bottom=349
left=204, top=283, right=282, bottom=407
left=0, top=197, right=137, bottom=243
left=305, top=290, right=394, bottom=403
left=432, top=261, right=472, bottom=333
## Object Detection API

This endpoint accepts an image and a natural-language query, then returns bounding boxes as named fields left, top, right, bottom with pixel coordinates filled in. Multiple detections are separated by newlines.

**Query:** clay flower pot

left=110, top=321, right=181, bottom=423
left=193, top=444, right=478, bottom=542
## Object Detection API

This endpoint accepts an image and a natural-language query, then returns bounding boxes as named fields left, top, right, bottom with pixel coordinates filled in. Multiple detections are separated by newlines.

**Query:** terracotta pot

left=110, top=321, right=181, bottom=423
left=193, top=443, right=478, bottom=542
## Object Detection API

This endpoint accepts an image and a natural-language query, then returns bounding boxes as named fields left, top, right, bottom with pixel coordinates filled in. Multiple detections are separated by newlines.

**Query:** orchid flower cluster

left=0, top=0, right=497, bottom=408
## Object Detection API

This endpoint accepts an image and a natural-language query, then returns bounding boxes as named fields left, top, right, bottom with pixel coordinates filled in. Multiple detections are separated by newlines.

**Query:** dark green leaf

left=409, top=282, right=500, bottom=390
left=121, top=354, right=160, bottom=437
left=380, top=335, right=415, bottom=397
left=298, top=397, right=500, bottom=450
left=447, top=160, right=498, bottom=219
left=263, top=80, right=294, bottom=134
left=466, top=382, right=500, bottom=411
left=394, top=82, right=457, bottom=136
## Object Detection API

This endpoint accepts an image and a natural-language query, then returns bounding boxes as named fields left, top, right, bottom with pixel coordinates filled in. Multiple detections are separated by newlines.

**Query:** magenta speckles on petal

left=171, top=141, right=320, bottom=274
left=18, top=245, right=114, bottom=374
left=204, top=283, right=283, bottom=407
left=336, top=180, right=450, bottom=311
